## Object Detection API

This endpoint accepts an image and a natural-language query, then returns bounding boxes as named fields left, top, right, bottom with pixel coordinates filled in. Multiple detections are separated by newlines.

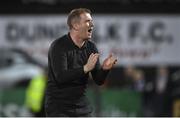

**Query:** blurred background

left=0, top=0, right=180, bottom=117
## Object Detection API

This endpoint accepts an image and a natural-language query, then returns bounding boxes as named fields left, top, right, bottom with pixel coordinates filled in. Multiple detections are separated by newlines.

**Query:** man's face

left=77, top=13, right=94, bottom=40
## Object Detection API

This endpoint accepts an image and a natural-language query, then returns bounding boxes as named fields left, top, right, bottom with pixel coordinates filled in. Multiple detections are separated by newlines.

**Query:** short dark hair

left=67, top=8, right=91, bottom=29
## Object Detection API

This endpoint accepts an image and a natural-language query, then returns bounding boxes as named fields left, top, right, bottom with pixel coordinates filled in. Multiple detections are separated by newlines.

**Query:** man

left=45, top=8, right=117, bottom=117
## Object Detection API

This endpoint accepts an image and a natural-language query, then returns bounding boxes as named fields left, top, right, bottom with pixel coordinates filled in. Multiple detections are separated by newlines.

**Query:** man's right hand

left=84, top=53, right=99, bottom=74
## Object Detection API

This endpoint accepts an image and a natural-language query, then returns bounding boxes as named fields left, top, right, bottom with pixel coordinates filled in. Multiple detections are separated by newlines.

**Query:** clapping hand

left=102, top=53, right=117, bottom=70
left=84, top=53, right=99, bottom=73
left=84, top=53, right=117, bottom=73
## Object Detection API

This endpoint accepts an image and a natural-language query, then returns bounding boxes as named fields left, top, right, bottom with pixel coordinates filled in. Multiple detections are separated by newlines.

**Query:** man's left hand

left=102, top=53, right=117, bottom=70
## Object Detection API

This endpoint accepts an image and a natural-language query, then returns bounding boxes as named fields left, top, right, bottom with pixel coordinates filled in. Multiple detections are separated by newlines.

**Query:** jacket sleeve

left=91, top=59, right=109, bottom=85
left=90, top=43, right=110, bottom=85
left=49, top=43, right=86, bottom=85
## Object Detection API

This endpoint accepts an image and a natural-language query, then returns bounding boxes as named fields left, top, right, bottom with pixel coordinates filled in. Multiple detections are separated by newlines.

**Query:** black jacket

left=45, top=33, right=109, bottom=116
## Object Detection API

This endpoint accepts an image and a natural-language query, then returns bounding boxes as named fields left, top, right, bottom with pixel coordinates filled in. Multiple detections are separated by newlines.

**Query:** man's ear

left=72, top=22, right=79, bottom=31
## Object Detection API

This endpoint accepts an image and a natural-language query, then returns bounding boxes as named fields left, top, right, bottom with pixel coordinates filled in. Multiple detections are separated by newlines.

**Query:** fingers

left=107, top=53, right=116, bottom=62
left=111, top=58, right=117, bottom=64
left=89, top=53, right=99, bottom=61
left=89, top=53, right=117, bottom=69
left=107, top=53, right=117, bottom=65
left=112, top=57, right=117, bottom=64
left=112, top=58, right=117, bottom=65
left=85, top=53, right=99, bottom=72
left=88, top=53, right=99, bottom=65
